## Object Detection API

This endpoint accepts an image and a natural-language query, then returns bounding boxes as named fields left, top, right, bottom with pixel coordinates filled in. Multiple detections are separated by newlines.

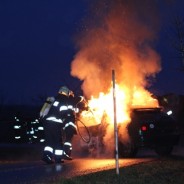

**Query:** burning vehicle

left=67, top=0, right=182, bottom=158
left=118, top=107, right=180, bottom=157
left=77, top=106, right=180, bottom=158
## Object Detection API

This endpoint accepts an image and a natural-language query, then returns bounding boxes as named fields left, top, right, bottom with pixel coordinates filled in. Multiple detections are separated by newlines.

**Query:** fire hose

left=76, top=118, right=91, bottom=144
left=75, top=100, right=96, bottom=144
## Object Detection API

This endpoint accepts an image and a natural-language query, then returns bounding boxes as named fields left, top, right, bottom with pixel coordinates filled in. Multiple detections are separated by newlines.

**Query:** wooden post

left=112, top=69, right=119, bottom=175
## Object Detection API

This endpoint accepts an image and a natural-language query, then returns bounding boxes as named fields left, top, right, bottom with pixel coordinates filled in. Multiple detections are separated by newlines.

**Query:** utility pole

left=112, top=69, right=119, bottom=175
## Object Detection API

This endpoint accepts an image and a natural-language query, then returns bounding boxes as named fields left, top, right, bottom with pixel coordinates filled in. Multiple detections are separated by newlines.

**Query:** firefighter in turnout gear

left=42, top=86, right=88, bottom=164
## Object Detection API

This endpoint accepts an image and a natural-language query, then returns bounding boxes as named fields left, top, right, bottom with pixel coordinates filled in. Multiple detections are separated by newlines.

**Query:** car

left=118, top=107, right=180, bottom=157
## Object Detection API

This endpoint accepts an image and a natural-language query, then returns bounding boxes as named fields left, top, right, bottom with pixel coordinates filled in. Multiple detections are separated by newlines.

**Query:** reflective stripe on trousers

left=64, top=122, right=77, bottom=130
left=64, top=142, right=72, bottom=148
left=44, top=146, right=53, bottom=153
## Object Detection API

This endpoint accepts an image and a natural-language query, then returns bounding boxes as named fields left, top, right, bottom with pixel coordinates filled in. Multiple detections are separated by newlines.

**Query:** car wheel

left=155, top=145, right=173, bottom=156
left=118, top=141, right=138, bottom=158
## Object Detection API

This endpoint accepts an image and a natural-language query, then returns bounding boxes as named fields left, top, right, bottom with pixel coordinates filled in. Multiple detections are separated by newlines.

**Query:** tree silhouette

left=170, top=16, right=184, bottom=71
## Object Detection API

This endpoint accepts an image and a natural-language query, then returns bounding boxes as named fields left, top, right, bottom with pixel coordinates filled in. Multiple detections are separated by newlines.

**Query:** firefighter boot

left=55, top=155, right=64, bottom=164
left=42, top=151, right=54, bottom=164
left=54, top=149, right=65, bottom=163
left=63, top=142, right=73, bottom=160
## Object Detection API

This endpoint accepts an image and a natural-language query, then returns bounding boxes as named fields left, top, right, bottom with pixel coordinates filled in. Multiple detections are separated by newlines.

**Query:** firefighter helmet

left=58, top=86, right=70, bottom=96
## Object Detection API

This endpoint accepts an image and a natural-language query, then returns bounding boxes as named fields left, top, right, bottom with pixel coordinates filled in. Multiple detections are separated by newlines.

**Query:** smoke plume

left=71, top=0, right=163, bottom=157
left=71, top=0, right=161, bottom=98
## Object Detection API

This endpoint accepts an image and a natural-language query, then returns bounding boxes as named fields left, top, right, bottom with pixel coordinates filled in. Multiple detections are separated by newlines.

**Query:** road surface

left=1, top=144, right=184, bottom=184
left=0, top=157, right=155, bottom=184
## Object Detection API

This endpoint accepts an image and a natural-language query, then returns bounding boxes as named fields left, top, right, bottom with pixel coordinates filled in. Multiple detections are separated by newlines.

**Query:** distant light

left=30, top=130, right=34, bottom=134
left=15, top=136, right=21, bottom=139
left=31, top=121, right=37, bottom=124
left=167, top=110, right=172, bottom=115
left=14, top=117, right=20, bottom=121
left=14, top=125, right=21, bottom=129
left=38, top=127, right=44, bottom=130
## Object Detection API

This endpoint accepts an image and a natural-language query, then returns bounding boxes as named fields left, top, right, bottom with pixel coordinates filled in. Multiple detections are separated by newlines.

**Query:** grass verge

left=56, top=157, right=184, bottom=184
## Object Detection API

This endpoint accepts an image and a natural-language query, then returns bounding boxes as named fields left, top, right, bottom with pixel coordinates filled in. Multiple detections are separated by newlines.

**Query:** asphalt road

left=0, top=144, right=184, bottom=184
left=0, top=133, right=184, bottom=184
left=0, top=157, right=155, bottom=184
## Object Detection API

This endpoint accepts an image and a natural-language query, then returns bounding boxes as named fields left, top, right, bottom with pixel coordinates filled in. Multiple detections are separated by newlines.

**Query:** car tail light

left=141, top=125, right=147, bottom=131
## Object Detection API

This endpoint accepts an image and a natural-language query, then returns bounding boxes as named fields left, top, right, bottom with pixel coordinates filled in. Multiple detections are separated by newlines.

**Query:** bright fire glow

left=80, top=84, right=159, bottom=127
left=70, top=1, right=162, bottom=155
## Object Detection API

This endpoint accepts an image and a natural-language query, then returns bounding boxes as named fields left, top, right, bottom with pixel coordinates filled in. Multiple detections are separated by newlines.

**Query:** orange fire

left=80, top=84, right=159, bottom=127
left=70, top=1, right=162, bottom=155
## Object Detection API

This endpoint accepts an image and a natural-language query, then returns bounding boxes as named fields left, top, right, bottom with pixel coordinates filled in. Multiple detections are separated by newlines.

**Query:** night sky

left=0, top=0, right=184, bottom=105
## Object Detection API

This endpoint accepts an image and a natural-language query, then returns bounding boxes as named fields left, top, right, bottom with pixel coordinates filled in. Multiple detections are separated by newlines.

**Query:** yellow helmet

left=58, top=86, right=70, bottom=96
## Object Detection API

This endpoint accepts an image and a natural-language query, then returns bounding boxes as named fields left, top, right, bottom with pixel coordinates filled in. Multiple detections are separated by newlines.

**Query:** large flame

left=80, top=84, right=159, bottom=127
left=70, top=0, right=162, bottom=156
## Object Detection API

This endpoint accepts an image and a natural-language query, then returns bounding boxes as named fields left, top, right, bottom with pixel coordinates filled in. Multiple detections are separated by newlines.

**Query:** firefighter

left=42, top=86, right=88, bottom=164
